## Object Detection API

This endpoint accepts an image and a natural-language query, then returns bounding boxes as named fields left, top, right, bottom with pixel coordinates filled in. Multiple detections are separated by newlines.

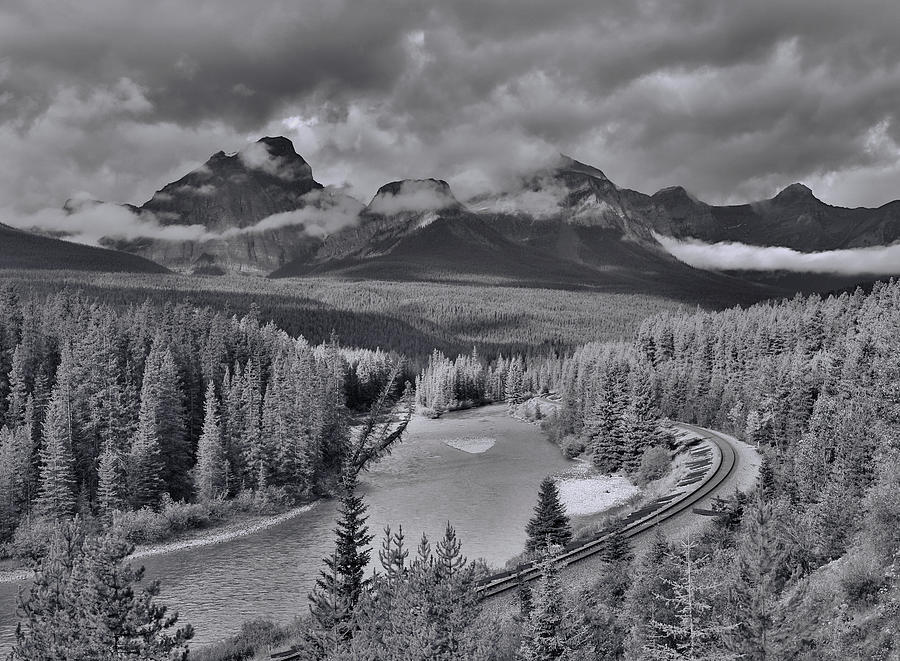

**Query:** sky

left=1, top=0, right=899, bottom=221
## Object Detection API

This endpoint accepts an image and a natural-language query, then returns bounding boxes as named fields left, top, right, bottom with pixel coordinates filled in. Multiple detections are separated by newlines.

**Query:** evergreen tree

left=240, top=358, right=266, bottom=489
left=35, top=384, right=76, bottom=518
left=195, top=381, right=227, bottom=501
left=644, top=538, right=732, bottom=660
left=156, top=348, right=190, bottom=500
left=506, top=357, right=525, bottom=410
left=12, top=519, right=193, bottom=660
left=96, top=443, right=126, bottom=517
left=127, top=354, right=165, bottom=509
left=429, top=522, right=482, bottom=658
left=78, top=532, right=194, bottom=659
left=307, top=472, right=373, bottom=650
left=724, top=494, right=810, bottom=660
left=11, top=518, right=84, bottom=658
left=525, top=477, right=572, bottom=553
left=517, top=553, right=578, bottom=661
left=0, top=425, right=32, bottom=538
left=6, top=343, right=28, bottom=429
left=597, top=525, right=633, bottom=565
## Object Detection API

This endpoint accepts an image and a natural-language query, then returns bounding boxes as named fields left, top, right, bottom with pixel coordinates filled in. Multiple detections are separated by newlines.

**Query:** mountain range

left=8, top=136, right=900, bottom=297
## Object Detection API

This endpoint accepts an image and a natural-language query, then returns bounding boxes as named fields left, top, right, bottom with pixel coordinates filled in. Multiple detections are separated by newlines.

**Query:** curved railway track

left=476, top=423, right=738, bottom=600
left=272, top=424, right=740, bottom=660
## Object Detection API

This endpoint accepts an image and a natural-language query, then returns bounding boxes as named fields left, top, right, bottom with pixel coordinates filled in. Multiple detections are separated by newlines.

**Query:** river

left=0, top=404, right=571, bottom=650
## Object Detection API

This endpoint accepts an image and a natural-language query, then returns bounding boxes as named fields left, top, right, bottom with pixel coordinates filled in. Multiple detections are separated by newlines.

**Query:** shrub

left=231, top=487, right=292, bottom=515
left=111, top=507, right=171, bottom=545
left=191, top=618, right=289, bottom=661
left=9, top=516, right=60, bottom=565
left=540, top=410, right=563, bottom=445
left=635, top=446, right=671, bottom=486
left=161, top=499, right=214, bottom=532
left=560, top=435, right=586, bottom=459
left=840, top=551, right=886, bottom=605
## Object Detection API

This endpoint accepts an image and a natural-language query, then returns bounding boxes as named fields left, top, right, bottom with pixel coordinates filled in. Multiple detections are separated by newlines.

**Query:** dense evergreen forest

left=0, top=285, right=408, bottom=552
left=0, top=271, right=688, bottom=359
left=6, top=277, right=900, bottom=659
left=298, top=280, right=900, bottom=660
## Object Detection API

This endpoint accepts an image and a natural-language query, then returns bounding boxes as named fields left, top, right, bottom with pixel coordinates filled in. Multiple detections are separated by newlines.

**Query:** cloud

left=4, top=187, right=364, bottom=246
left=219, top=188, right=365, bottom=238
left=656, top=232, right=900, bottom=276
left=469, top=176, right=568, bottom=218
left=367, top=180, right=457, bottom=214
left=238, top=141, right=312, bottom=180
left=1, top=0, right=900, bottom=215
left=175, top=183, right=217, bottom=196
left=8, top=201, right=209, bottom=245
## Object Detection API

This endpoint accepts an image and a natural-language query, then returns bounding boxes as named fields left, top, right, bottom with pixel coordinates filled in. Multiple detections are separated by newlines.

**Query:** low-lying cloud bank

left=367, top=180, right=457, bottom=215
left=5, top=188, right=364, bottom=246
left=469, top=177, right=568, bottom=218
left=656, top=232, right=900, bottom=276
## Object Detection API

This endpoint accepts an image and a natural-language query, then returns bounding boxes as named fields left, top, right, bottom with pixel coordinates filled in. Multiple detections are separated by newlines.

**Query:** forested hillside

left=391, top=281, right=900, bottom=658
left=3, top=273, right=899, bottom=659
left=0, top=223, right=168, bottom=273
left=0, top=286, right=405, bottom=549
left=0, top=271, right=690, bottom=358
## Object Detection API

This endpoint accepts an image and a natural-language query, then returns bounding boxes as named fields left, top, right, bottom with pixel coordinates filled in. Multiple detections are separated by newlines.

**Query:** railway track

left=271, top=423, right=738, bottom=659
left=475, top=423, right=737, bottom=600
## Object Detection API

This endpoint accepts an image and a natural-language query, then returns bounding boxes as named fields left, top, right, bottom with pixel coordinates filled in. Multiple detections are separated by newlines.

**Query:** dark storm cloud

left=0, top=0, right=428, bottom=128
left=1, top=0, right=899, bottom=221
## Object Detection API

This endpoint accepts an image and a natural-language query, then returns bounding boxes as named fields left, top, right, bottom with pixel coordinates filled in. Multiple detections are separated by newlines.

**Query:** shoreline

left=0, top=502, right=320, bottom=585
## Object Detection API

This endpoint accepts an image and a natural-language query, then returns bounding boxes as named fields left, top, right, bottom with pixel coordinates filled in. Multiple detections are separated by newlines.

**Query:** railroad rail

left=474, top=423, right=737, bottom=599
left=271, top=423, right=738, bottom=659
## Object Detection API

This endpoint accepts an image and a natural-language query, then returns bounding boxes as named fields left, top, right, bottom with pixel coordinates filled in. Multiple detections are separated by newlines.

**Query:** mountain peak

left=773, top=183, right=817, bottom=203
left=254, top=135, right=300, bottom=158
left=556, top=155, right=609, bottom=181
left=368, top=179, right=460, bottom=215
left=652, top=185, right=703, bottom=206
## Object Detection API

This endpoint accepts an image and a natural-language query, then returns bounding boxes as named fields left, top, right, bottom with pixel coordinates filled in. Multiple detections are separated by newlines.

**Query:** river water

left=0, top=404, right=571, bottom=650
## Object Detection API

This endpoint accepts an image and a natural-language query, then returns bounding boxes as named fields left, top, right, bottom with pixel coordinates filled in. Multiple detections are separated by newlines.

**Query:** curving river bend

left=0, top=404, right=571, bottom=650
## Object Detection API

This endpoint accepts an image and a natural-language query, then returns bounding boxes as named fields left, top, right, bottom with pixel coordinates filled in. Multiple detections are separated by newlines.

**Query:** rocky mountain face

left=649, top=182, right=900, bottom=251
left=40, top=136, right=900, bottom=290
left=140, top=136, right=321, bottom=230
left=101, top=136, right=335, bottom=274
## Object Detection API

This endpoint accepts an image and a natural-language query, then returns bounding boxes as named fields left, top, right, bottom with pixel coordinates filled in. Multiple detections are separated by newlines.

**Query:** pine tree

left=516, top=553, right=570, bottom=661
left=597, top=525, right=633, bottom=565
left=78, top=532, right=194, bottom=658
left=724, top=494, right=809, bottom=660
left=127, top=353, right=165, bottom=509
left=11, top=518, right=84, bottom=658
left=0, top=425, right=31, bottom=538
left=12, top=519, right=193, bottom=660
left=6, top=343, right=28, bottom=429
left=506, top=357, right=525, bottom=411
left=156, top=348, right=190, bottom=500
left=307, top=472, right=373, bottom=650
left=429, top=522, right=482, bottom=658
left=35, top=384, right=76, bottom=518
left=240, top=359, right=267, bottom=489
left=222, top=363, right=247, bottom=490
left=643, top=538, right=733, bottom=660
left=525, top=477, right=572, bottom=553
left=195, top=381, right=226, bottom=501
left=96, top=443, right=126, bottom=516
